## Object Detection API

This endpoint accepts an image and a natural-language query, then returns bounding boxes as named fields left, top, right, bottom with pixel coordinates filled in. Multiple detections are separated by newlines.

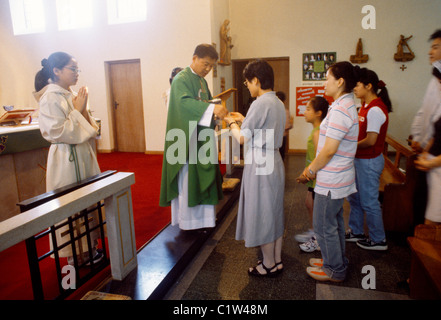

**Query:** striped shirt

left=314, top=93, right=359, bottom=199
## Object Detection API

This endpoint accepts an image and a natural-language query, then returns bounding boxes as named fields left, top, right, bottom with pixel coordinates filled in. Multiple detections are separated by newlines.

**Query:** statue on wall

left=394, top=35, right=415, bottom=62
left=219, top=19, right=234, bottom=66
left=350, top=38, right=369, bottom=64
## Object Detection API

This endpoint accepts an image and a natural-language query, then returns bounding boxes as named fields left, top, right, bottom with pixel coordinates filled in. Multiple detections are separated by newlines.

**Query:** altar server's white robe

left=39, top=84, right=101, bottom=258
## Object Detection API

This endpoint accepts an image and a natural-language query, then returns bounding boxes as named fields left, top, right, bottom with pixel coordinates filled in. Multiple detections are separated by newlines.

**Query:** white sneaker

left=295, top=229, right=315, bottom=243
left=299, top=236, right=320, bottom=252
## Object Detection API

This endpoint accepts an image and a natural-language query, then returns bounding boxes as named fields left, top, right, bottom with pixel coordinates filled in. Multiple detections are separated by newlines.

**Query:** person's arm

left=39, top=92, right=97, bottom=144
left=303, top=137, right=340, bottom=180
left=312, top=128, right=319, bottom=154
left=226, top=112, right=245, bottom=145
left=358, top=132, right=379, bottom=148
left=198, top=104, right=215, bottom=127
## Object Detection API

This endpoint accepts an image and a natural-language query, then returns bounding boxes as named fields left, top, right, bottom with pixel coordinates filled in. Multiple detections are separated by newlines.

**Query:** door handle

left=114, top=101, right=119, bottom=109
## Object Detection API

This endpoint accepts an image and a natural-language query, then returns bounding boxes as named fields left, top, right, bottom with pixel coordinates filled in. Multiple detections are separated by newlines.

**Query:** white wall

left=1, top=0, right=440, bottom=152
left=230, top=0, right=441, bottom=149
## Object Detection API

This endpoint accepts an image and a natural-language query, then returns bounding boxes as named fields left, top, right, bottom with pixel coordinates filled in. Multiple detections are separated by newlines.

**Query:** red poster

left=295, top=87, right=333, bottom=116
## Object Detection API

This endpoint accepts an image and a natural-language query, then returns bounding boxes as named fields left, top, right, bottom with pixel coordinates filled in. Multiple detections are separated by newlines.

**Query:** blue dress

left=235, top=92, right=286, bottom=247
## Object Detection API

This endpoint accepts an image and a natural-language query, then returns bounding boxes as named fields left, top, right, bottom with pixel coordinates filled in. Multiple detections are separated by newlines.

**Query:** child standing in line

left=296, top=96, right=329, bottom=253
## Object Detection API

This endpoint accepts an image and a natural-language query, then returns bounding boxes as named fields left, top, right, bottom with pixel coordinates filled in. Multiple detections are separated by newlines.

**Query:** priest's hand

left=73, top=86, right=89, bottom=114
left=213, top=104, right=228, bottom=120
left=229, top=112, right=245, bottom=123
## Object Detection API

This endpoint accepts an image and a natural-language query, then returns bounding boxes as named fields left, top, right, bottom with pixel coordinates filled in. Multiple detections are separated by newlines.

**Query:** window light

left=9, top=0, right=46, bottom=35
left=107, top=0, right=147, bottom=25
left=56, top=0, right=93, bottom=31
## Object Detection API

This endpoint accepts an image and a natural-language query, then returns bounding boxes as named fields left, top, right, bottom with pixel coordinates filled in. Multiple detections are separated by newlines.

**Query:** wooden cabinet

left=0, top=125, right=49, bottom=221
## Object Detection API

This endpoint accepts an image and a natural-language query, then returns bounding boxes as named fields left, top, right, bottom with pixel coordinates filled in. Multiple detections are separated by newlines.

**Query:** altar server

left=36, top=52, right=102, bottom=265
left=159, top=44, right=228, bottom=230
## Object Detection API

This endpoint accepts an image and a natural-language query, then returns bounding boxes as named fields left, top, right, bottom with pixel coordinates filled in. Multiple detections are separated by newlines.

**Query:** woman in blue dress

left=226, top=59, right=286, bottom=277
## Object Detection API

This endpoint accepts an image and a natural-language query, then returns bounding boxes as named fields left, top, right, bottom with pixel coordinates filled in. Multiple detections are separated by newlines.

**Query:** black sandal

left=257, top=260, right=283, bottom=274
left=275, top=261, right=284, bottom=274
left=248, top=263, right=279, bottom=278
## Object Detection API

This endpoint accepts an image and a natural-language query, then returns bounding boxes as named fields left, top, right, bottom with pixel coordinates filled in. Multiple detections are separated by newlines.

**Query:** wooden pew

left=380, top=135, right=418, bottom=233
left=407, top=224, right=441, bottom=299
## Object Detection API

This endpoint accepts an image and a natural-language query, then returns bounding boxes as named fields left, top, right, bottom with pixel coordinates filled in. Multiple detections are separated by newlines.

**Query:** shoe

left=309, top=258, right=349, bottom=267
left=299, top=236, right=320, bottom=252
left=248, top=263, right=279, bottom=278
left=295, top=229, right=315, bottom=243
left=275, top=261, right=284, bottom=274
left=306, top=266, right=343, bottom=282
left=357, top=238, right=388, bottom=251
left=85, top=249, right=105, bottom=266
left=256, top=260, right=284, bottom=274
left=309, top=258, right=323, bottom=268
left=345, top=229, right=366, bottom=242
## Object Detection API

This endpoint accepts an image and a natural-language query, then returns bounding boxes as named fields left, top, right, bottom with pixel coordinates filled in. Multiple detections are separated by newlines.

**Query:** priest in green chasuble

left=159, top=44, right=229, bottom=230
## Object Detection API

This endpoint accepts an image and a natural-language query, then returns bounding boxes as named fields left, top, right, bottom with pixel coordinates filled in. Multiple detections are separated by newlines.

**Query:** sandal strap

left=261, top=263, right=277, bottom=273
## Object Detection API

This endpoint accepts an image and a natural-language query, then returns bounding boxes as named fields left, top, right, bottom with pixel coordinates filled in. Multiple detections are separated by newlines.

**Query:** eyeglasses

left=243, top=80, right=248, bottom=86
left=64, top=67, right=81, bottom=73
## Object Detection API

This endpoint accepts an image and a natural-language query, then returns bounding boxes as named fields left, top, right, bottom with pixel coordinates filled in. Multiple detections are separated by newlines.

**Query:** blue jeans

left=347, top=154, right=386, bottom=243
left=313, top=192, right=348, bottom=281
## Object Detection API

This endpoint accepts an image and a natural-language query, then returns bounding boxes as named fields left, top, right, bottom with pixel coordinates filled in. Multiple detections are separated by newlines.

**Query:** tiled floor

left=166, top=155, right=412, bottom=300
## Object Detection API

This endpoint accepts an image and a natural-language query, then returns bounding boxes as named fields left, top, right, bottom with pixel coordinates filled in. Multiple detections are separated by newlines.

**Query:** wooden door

left=108, top=60, right=146, bottom=152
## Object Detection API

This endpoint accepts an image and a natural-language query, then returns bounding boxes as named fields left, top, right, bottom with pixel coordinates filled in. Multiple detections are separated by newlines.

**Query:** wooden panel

left=382, top=154, right=418, bottom=233
left=408, top=237, right=441, bottom=299
left=14, top=148, right=47, bottom=202
left=0, top=154, right=20, bottom=222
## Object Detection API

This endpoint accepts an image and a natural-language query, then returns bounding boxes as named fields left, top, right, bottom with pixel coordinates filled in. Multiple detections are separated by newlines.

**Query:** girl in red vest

left=346, top=67, right=392, bottom=251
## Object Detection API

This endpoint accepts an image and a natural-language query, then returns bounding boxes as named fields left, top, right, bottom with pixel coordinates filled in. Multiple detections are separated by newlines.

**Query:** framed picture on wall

left=302, top=52, right=336, bottom=81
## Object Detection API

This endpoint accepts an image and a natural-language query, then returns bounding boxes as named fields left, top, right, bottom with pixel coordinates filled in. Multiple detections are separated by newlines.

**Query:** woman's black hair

left=328, top=61, right=357, bottom=94
left=356, top=67, right=393, bottom=113
left=433, top=67, right=441, bottom=81
left=309, top=96, right=329, bottom=120
left=169, top=67, right=183, bottom=85
left=243, top=59, right=274, bottom=90
left=276, top=91, right=286, bottom=102
left=34, top=52, right=73, bottom=91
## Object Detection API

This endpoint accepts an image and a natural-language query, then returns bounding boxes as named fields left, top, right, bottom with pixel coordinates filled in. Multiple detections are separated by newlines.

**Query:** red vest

left=356, top=98, right=389, bottom=159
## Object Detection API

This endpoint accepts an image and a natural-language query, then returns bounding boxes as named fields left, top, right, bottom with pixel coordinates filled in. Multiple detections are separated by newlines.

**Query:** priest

left=159, top=44, right=229, bottom=230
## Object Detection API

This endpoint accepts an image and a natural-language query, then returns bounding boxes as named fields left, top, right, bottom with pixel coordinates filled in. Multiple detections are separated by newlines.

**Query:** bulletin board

left=302, top=52, right=336, bottom=81
left=296, top=87, right=333, bottom=116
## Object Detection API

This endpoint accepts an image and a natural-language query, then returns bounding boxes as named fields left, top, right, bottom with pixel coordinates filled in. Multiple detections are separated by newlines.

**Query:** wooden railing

left=380, top=134, right=418, bottom=233
left=0, top=171, right=137, bottom=299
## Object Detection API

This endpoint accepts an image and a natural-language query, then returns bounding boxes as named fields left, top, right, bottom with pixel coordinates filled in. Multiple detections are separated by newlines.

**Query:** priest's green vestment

left=159, top=67, right=223, bottom=211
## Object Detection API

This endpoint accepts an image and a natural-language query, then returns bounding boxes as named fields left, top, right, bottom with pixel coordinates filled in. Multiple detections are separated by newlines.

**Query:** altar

left=0, top=123, right=50, bottom=221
